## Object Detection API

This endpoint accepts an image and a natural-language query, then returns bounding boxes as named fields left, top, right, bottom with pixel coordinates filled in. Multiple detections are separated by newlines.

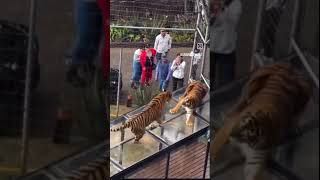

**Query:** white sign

left=197, top=43, right=204, bottom=49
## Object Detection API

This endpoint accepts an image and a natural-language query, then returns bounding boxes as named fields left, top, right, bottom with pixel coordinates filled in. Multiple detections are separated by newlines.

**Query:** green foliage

left=110, top=14, right=195, bottom=43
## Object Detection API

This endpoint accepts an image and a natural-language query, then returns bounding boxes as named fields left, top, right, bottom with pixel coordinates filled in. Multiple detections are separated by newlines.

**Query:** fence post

left=116, top=48, right=122, bottom=118
left=288, top=0, right=300, bottom=54
left=251, top=0, right=266, bottom=71
left=21, top=0, right=37, bottom=175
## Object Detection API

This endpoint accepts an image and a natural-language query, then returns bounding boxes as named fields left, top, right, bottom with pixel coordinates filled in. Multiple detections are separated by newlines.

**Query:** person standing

left=155, top=54, right=172, bottom=92
left=66, top=0, right=103, bottom=87
left=131, top=44, right=145, bottom=89
left=190, top=48, right=202, bottom=80
left=154, top=29, right=172, bottom=64
left=171, top=55, right=186, bottom=91
left=140, top=48, right=156, bottom=87
left=211, top=0, right=242, bottom=87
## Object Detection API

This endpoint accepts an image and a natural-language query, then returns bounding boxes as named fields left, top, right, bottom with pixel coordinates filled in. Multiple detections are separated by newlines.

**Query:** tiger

left=169, top=80, right=208, bottom=126
left=64, top=154, right=108, bottom=180
left=211, top=62, right=312, bottom=180
left=110, top=91, right=172, bottom=143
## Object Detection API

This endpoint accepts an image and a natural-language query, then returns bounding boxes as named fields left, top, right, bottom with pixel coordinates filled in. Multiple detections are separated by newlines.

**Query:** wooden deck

left=127, top=140, right=210, bottom=179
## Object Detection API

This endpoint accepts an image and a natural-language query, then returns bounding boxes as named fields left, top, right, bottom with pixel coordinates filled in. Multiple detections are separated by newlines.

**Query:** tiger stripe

left=110, top=91, right=172, bottom=143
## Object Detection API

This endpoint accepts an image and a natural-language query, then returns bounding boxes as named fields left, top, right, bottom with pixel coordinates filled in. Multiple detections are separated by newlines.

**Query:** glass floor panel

left=197, top=101, right=210, bottom=122
left=151, top=113, right=209, bottom=145
left=110, top=133, right=168, bottom=168
left=110, top=162, right=121, bottom=176
left=110, top=116, right=135, bottom=148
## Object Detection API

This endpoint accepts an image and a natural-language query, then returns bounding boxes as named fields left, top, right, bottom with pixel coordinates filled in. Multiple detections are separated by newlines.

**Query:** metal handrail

left=291, top=38, right=319, bottom=88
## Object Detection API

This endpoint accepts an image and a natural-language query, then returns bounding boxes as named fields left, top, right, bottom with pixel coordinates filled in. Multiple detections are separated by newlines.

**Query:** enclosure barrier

left=110, top=87, right=210, bottom=179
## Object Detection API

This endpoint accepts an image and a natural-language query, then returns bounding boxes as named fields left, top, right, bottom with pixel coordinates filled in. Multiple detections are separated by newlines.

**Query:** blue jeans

left=71, top=0, right=102, bottom=64
left=132, top=61, right=142, bottom=85
left=159, top=79, right=168, bottom=91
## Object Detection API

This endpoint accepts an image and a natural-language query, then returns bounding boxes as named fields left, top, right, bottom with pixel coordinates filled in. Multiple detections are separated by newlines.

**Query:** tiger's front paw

left=186, top=118, right=194, bottom=127
left=170, top=108, right=179, bottom=114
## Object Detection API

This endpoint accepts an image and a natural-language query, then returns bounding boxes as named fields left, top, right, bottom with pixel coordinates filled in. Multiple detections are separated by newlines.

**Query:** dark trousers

left=211, top=51, right=236, bottom=88
left=172, top=77, right=184, bottom=91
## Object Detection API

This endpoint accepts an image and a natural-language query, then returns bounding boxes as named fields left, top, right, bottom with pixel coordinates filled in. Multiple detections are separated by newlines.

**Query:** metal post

left=200, top=24, right=209, bottom=76
left=203, top=140, right=210, bottom=179
left=165, top=152, right=171, bottom=178
left=184, top=0, right=188, bottom=14
left=251, top=0, right=266, bottom=71
left=116, top=48, right=122, bottom=118
left=291, top=38, right=319, bottom=88
left=21, top=0, right=37, bottom=175
left=288, top=0, right=300, bottom=54
left=188, top=0, right=201, bottom=80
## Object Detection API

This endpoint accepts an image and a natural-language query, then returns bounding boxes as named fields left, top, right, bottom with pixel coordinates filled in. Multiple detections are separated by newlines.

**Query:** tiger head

left=160, top=91, right=172, bottom=102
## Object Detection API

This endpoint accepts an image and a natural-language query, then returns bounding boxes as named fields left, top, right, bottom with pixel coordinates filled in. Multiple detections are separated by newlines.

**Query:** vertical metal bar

left=116, top=48, right=122, bottom=118
left=288, top=0, right=300, bottom=54
left=119, top=128, right=125, bottom=165
left=165, top=151, right=171, bottom=179
left=21, top=0, right=37, bottom=175
left=203, top=140, right=210, bottom=179
left=200, top=24, right=209, bottom=75
left=291, top=38, right=319, bottom=88
left=188, top=0, right=200, bottom=80
left=184, top=0, right=188, bottom=14
left=159, top=127, right=164, bottom=150
left=251, top=0, right=266, bottom=71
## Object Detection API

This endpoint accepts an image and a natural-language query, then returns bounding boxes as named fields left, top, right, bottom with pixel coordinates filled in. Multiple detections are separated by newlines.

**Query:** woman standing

left=171, top=54, right=186, bottom=91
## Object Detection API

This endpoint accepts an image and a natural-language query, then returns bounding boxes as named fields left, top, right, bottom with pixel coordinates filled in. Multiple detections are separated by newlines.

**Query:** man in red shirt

left=140, top=47, right=156, bottom=87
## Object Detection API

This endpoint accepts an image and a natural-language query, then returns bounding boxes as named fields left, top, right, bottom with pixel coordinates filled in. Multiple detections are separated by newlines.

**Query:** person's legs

left=72, top=0, right=102, bottom=64
left=146, top=68, right=153, bottom=85
left=140, top=68, right=147, bottom=86
left=67, top=0, right=102, bottom=86
left=156, top=53, right=162, bottom=64
left=177, top=78, right=184, bottom=90
left=132, top=61, right=141, bottom=88
left=191, top=63, right=198, bottom=80
left=172, top=77, right=178, bottom=91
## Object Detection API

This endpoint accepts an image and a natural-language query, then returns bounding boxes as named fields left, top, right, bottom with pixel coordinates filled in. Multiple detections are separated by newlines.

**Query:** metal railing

left=110, top=91, right=210, bottom=179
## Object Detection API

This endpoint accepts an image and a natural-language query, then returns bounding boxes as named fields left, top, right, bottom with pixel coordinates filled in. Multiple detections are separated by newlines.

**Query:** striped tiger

left=170, top=80, right=208, bottom=126
left=110, top=91, right=172, bottom=143
left=211, top=63, right=312, bottom=180
left=64, top=154, right=108, bottom=180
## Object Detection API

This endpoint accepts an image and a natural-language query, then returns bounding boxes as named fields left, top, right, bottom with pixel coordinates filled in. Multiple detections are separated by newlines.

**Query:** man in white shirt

left=261, top=0, right=287, bottom=58
left=154, top=29, right=172, bottom=64
left=171, top=55, right=186, bottom=91
left=211, top=0, right=242, bottom=87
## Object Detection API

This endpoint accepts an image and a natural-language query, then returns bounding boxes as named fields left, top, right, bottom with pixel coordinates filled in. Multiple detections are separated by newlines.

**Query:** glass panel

left=151, top=113, right=209, bottom=145
left=197, top=101, right=209, bottom=121
left=110, top=162, right=121, bottom=177
left=110, top=116, right=135, bottom=148
left=110, top=133, right=167, bottom=168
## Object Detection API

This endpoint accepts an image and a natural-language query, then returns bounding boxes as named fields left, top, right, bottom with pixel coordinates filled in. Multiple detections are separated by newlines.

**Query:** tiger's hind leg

left=133, top=128, right=145, bottom=144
